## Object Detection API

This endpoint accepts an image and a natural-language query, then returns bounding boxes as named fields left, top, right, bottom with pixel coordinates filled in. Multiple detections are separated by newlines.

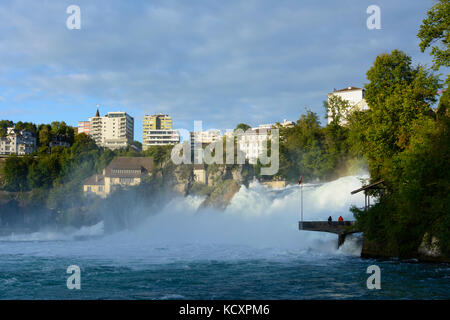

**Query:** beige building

left=142, top=114, right=180, bottom=149
left=327, top=86, right=369, bottom=125
left=85, top=109, right=134, bottom=150
left=193, top=164, right=207, bottom=184
left=83, top=157, right=154, bottom=198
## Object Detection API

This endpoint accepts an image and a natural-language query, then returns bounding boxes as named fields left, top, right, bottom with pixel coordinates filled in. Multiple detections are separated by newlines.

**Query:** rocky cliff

left=156, top=161, right=255, bottom=210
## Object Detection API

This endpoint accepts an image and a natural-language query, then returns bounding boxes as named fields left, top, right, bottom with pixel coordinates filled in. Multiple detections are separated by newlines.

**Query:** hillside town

left=0, top=86, right=370, bottom=198
left=1, top=85, right=368, bottom=157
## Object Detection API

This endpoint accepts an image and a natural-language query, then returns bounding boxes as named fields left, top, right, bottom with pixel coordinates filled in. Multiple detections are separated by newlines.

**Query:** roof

left=351, top=180, right=385, bottom=195
left=333, top=86, right=362, bottom=93
left=84, top=174, right=105, bottom=186
left=104, top=157, right=154, bottom=178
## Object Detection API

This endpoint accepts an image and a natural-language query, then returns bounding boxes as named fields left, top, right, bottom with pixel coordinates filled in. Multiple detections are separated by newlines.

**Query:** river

left=0, top=176, right=448, bottom=299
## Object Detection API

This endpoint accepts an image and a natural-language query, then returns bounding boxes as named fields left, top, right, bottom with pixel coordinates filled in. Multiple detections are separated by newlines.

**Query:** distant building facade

left=190, top=129, right=222, bottom=163
left=49, top=135, right=71, bottom=149
left=236, top=127, right=271, bottom=164
left=280, top=119, right=295, bottom=128
left=142, top=114, right=180, bottom=150
left=82, top=109, right=134, bottom=150
left=83, top=157, right=154, bottom=198
left=0, top=128, right=37, bottom=155
left=193, top=164, right=207, bottom=184
left=327, top=86, right=369, bottom=125
left=77, top=121, right=90, bottom=135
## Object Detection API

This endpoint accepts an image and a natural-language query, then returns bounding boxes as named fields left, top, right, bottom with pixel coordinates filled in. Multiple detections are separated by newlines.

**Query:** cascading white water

left=128, top=175, right=367, bottom=253
left=0, top=175, right=367, bottom=261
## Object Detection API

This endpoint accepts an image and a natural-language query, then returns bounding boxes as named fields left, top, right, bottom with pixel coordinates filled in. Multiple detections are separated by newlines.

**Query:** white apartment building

left=280, top=119, right=295, bottom=128
left=0, top=127, right=37, bottom=155
left=190, top=130, right=222, bottom=146
left=87, top=109, right=134, bottom=150
left=237, top=128, right=271, bottom=164
left=143, top=129, right=180, bottom=147
left=327, top=86, right=369, bottom=125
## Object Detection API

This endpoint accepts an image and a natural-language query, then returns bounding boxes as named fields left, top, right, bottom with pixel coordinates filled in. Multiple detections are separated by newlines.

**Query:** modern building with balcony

left=142, top=114, right=180, bottom=150
left=83, top=108, right=134, bottom=150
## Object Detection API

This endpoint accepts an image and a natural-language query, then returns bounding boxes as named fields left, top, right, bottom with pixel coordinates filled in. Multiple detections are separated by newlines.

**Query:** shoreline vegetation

left=1, top=1, right=449, bottom=263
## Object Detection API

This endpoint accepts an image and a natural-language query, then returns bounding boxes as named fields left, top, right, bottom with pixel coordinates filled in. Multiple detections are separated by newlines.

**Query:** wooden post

left=364, top=192, right=367, bottom=211
left=301, top=183, right=303, bottom=223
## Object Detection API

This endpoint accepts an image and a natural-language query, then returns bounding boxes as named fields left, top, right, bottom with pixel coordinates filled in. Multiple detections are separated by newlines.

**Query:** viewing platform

left=299, top=221, right=360, bottom=247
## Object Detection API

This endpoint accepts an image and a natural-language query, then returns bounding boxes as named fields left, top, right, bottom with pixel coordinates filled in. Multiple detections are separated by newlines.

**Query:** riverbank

left=360, top=237, right=450, bottom=264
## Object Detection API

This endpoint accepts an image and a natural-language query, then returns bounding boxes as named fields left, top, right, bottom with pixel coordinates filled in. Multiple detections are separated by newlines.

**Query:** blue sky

left=0, top=0, right=442, bottom=142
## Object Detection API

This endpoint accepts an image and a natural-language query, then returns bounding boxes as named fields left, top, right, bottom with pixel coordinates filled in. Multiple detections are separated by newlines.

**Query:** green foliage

left=1, top=127, right=115, bottom=211
left=417, top=0, right=450, bottom=72
left=2, top=155, right=33, bottom=191
left=143, top=145, right=173, bottom=166
left=15, top=121, right=37, bottom=134
left=324, top=95, right=352, bottom=125
left=359, top=50, right=440, bottom=181
left=353, top=49, right=449, bottom=258
left=0, top=120, right=14, bottom=137
left=275, top=110, right=354, bottom=182
left=38, top=124, right=53, bottom=147
left=234, top=123, right=251, bottom=132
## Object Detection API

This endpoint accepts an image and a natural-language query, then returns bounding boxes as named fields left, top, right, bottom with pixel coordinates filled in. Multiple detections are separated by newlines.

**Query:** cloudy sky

left=0, top=0, right=440, bottom=142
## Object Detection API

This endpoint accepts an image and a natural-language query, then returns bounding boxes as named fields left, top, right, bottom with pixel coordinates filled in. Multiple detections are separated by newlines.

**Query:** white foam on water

left=0, top=175, right=367, bottom=263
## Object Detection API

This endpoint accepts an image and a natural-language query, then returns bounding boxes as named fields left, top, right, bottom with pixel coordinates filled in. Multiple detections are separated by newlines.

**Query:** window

left=120, top=178, right=134, bottom=184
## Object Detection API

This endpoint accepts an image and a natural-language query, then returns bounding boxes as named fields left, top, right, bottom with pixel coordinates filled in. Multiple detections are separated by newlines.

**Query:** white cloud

left=0, top=0, right=436, bottom=138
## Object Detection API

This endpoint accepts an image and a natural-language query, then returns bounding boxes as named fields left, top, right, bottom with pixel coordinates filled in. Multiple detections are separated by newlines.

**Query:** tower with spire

left=83, top=105, right=134, bottom=150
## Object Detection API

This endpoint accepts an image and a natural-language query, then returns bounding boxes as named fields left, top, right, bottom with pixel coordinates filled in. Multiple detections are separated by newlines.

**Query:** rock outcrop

left=156, top=162, right=255, bottom=210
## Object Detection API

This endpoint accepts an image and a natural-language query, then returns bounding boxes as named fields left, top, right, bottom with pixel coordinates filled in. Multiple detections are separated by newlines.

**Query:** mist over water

left=0, top=175, right=367, bottom=260
left=1, top=174, right=449, bottom=299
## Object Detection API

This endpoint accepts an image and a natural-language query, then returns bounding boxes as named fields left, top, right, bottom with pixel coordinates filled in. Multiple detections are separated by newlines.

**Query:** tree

left=234, top=123, right=251, bottom=132
left=3, top=155, right=33, bottom=191
left=0, top=120, right=13, bottom=137
left=418, top=0, right=449, bottom=116
left=143, top=145, right=173, bottom=166
left=323, top=95, right=353, bottom=125
left=417, top=0, right=450, bottom=72
left=38, top=124, right=53, bottom=147
left=361, top=50, right=440, bottom=180
left=15, top=121, right=37, bottom=134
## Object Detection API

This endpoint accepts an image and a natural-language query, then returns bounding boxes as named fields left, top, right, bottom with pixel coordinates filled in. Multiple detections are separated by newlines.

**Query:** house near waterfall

left=83, top=157, right=154, bottom=198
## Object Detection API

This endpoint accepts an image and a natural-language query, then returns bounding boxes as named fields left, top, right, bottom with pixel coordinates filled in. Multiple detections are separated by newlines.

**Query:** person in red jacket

left=338, top=216, right=344, bottom=224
